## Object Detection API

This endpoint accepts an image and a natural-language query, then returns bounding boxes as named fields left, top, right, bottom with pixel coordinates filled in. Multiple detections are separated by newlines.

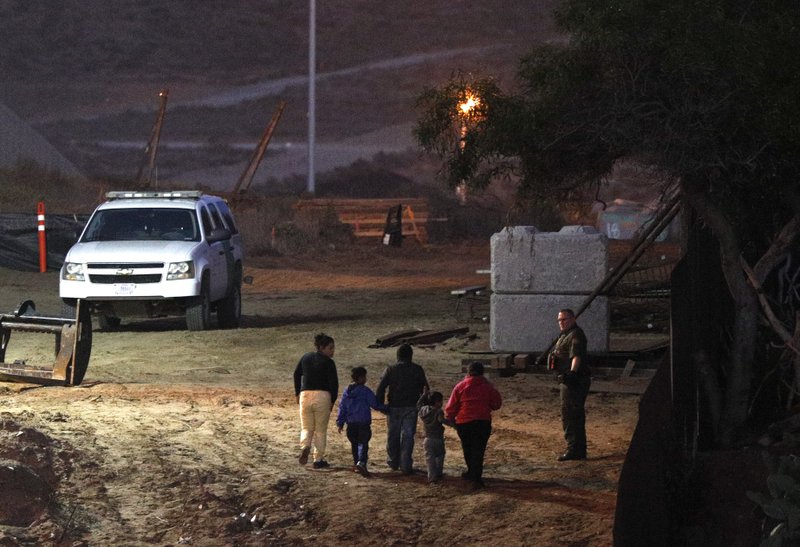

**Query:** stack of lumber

left=294, top=198, right=430, bottom=244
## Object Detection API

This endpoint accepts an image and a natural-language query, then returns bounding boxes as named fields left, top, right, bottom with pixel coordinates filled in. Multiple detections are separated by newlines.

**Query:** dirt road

left=0, top=242, right=640, bottom=546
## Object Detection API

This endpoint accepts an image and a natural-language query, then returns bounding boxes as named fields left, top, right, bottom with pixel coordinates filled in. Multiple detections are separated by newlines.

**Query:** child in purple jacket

left=336, top=366, right=386, bottom=476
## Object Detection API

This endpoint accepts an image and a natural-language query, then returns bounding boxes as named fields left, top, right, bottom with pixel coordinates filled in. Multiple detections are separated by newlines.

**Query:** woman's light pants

left=299, top=390, right=332, bottom=462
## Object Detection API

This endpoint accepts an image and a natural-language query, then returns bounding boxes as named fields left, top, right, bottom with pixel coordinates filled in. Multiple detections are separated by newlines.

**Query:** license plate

left=114, top=283, right=136, bottom=295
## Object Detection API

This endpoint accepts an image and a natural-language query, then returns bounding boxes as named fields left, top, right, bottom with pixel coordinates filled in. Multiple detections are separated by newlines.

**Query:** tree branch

left=739, top=255, right=800, bottom=357
left=752, top=215, right=800, bottom=283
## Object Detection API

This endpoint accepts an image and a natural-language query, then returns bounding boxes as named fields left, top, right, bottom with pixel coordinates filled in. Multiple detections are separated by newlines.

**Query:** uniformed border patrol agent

left=549, top=308, right=591, bottom=461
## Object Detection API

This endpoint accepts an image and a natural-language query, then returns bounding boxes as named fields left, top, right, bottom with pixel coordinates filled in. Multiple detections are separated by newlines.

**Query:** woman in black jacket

left=293, top=332, right=339, bottom=469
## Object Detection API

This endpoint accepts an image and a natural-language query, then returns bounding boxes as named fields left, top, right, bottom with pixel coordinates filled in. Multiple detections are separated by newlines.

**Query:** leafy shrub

left=748, top=455, right=800, bottom=546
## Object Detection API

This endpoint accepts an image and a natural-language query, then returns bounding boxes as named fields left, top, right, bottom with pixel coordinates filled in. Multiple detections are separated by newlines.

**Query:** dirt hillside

left=0, top=1, right=561, bottom=187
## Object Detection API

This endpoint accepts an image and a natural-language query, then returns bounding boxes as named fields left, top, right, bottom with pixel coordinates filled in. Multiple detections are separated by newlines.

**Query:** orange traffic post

left=37, top=201, right=47, bottom=273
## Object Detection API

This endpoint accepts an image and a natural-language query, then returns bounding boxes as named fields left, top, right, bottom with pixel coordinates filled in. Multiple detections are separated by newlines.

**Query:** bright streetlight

left=455, top=92, right=480, bottom=204
left=459, top=95, right=479, bottom=115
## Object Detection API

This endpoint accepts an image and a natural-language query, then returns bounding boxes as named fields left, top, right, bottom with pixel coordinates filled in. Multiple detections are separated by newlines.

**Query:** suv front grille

left=89, top=274, right=163, bottom=284
left=87, top=263, right=164, bottom=269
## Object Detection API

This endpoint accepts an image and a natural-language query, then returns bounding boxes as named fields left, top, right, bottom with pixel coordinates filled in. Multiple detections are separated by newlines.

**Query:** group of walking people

left=292, top=308, right=590, bottom=489
left=293, top=335, right=503, bottom=489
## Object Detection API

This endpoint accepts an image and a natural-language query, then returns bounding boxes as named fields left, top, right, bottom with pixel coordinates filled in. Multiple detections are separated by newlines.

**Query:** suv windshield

left=81, top=208, right=200, bottom=242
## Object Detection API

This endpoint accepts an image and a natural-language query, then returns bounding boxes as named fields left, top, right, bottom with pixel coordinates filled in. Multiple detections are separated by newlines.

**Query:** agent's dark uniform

left=550, top=324, right=591, bottom=459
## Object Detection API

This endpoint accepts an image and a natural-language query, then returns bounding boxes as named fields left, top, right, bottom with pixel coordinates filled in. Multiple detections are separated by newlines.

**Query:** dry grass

left=0, top=162, right=106, bottom=214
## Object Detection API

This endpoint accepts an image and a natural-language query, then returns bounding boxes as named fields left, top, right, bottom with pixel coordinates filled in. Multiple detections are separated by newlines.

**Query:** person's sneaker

left=557, top=452, right=587, bottom=462
left=313, top=460, right=330, bottom=469
left=355, top=463, right=369, bottom=476
left=461, top=471, right=472, bottom=481
left=298, top=446, right=311, bottom=465
left=471, top=479, right=486, bottom=491
left=401, top=468, right=414, bottom=476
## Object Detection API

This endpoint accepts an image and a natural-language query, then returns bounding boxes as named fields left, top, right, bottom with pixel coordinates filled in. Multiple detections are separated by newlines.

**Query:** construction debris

left=0, top=300, right=91, bottom=386
left=369, top=328, right=425, bottom=348
left=370, top=327, right=469, bottom=348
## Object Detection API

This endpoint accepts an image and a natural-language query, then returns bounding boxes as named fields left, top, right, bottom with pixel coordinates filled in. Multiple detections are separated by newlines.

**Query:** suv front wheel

left=186, top=276, right=211, bottom=331
left=217, top=283, right=241, bottom=329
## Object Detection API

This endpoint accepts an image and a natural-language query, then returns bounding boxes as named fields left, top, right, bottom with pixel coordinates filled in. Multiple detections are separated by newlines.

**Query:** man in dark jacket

left=549, top=309, right=591, bottom=461
left=376, top=343, right=429, bottom=474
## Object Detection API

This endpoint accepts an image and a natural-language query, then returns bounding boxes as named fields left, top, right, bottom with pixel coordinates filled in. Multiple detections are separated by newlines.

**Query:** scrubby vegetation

left=0, top=161, right=105, bottom=214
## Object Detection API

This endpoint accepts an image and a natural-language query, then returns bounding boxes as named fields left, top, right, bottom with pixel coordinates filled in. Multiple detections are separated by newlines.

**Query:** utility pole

left=307, top=0, right=316, bottom=195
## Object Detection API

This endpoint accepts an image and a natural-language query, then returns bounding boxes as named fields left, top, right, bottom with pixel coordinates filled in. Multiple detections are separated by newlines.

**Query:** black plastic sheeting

left=0, top=213, right=88, bottom=272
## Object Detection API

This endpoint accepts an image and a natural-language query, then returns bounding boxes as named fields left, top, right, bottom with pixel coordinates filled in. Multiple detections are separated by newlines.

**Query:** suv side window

left=214, top=201, right=240, bottom=235
left=207, top=204, right=225, bottom=232
left=199, top=206, right=214, bottom=238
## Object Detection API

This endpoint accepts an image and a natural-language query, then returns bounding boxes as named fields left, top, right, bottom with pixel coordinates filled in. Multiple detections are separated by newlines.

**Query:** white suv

left=60, top=191, right=244, bottom=331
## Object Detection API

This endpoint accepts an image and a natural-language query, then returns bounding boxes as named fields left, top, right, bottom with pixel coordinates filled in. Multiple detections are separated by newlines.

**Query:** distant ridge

left=0, top=101, right=84, bottom=179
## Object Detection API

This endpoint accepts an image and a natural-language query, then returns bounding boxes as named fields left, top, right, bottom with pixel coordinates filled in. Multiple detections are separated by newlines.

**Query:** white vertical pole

left=307, top=0, right=316, bottom=195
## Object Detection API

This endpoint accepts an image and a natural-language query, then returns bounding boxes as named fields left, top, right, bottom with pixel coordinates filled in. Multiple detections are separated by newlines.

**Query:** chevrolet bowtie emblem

left=116, top=268, right=134, bottom=276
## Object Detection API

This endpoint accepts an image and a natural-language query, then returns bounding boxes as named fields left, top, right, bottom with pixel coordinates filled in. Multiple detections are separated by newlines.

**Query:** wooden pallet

left=294, top=198, right=430, bottom=244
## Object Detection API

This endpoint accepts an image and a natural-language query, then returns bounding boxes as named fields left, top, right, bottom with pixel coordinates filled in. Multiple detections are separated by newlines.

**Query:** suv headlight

left=62, top=262, right=85, bottom=281
left=167, top=260, right=194, bottom=280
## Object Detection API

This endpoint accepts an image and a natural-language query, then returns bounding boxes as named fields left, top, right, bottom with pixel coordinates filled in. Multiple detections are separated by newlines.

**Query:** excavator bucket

left=0, top=300, right=92, bottom=386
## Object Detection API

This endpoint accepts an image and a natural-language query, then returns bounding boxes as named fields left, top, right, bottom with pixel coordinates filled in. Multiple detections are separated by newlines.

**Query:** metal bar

left=232, top=101, right=287, bottom=197
left=0, top=323, right=66, bottom=334
left=0, top=315, right=76, bottom=326
left=135, top=88, right=169, bottom=188
left=576, top=192, right=682, bottom=317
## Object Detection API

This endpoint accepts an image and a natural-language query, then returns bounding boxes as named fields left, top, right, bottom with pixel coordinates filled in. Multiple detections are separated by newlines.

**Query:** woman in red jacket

left=445, top=361, right=502, bottom=490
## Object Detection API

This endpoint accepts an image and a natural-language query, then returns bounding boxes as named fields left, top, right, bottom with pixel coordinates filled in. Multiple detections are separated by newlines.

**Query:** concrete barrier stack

left=489, top=225, right=609, bottom=353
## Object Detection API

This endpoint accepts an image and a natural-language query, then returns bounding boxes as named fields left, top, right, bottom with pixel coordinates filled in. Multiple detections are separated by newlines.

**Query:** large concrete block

left=489, top=294, right=609, bottom=353
left=491, top=226, right=608, bottom=294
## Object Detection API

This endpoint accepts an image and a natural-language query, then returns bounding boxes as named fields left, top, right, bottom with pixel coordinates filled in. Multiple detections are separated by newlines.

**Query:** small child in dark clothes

left=417, top=386, right=449, bottom=484
left=336, top=366, right=386, bottom=476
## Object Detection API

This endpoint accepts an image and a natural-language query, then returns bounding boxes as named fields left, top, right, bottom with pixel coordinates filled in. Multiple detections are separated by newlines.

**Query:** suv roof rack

left=105, top=190, right=204, bottom=200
